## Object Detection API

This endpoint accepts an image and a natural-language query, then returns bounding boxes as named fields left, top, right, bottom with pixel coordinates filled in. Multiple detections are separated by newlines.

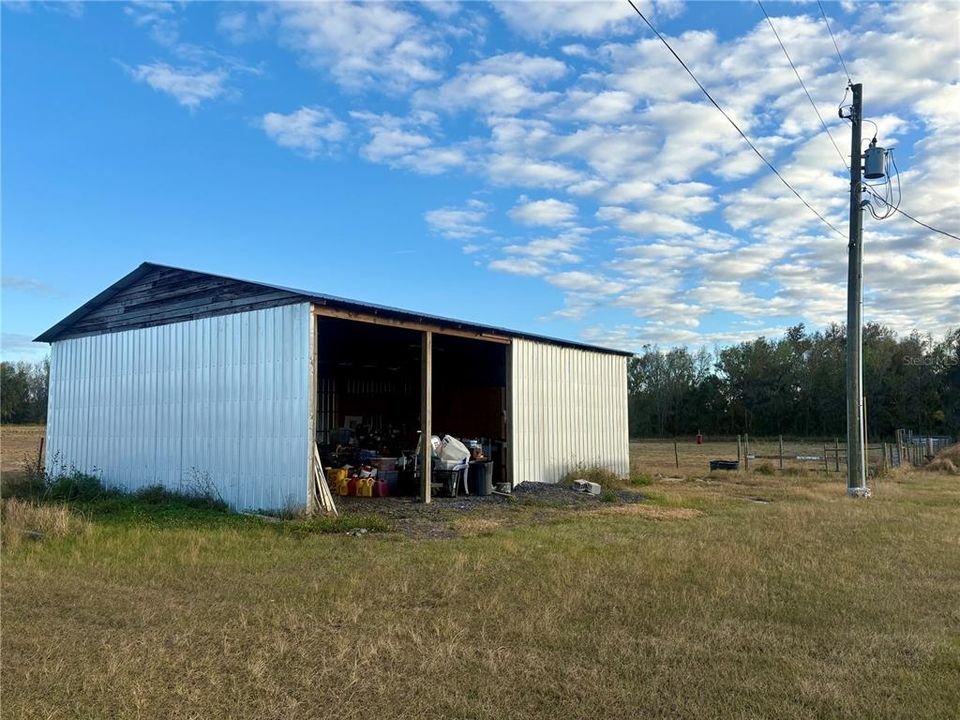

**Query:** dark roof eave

left=34, top=262, right=634, bottom=357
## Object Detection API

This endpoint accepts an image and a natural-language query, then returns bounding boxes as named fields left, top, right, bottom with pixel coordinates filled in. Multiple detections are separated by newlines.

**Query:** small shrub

left=753, top=461, right=776, bottom=476
left=600, top=489, right=619, bottom=503
left=134, top=484, right=229, bottom=512
left=927, top=458, right=958, bottom=475
left=1, top=498, right=89, bottom=550
left=1, top=468, right=47, bottom=500
left=630, top=473, right=655, bottom=486
left=560, top=464, right=623, bottom=487
left=932, top=444, right=960, bottom=467
left=45, top=472, right=116, bottom=502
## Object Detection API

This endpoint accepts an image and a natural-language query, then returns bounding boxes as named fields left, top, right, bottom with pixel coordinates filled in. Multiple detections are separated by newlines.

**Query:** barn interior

left=314, top=315, right=508, bottom=497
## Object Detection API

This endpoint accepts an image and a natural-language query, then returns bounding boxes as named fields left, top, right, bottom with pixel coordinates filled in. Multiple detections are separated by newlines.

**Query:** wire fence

left=630, top=430, right=955, bottom=477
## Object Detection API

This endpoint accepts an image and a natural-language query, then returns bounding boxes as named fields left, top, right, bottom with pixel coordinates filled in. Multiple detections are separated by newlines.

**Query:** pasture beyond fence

left=630, top=430, right=955, bottom=477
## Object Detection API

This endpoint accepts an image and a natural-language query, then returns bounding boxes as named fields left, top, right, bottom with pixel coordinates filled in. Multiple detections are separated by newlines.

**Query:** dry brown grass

left=934, top=442, right=960, bottom=464
left=927, top=457, right=959, bottom=475
left=592, top=504, right=703, bottom=520
left=2, top=430, right=959, bottom=718
left=1, top=498, right=88, bottom=549
left=3, top=470, right=958, bottom=719
left=0, top=424, right=45, bottom=474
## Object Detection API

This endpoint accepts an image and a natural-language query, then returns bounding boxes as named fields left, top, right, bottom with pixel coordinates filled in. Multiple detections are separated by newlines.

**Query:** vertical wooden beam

left=421, top=330, right=432, bottom=504
left=778, top=434, right=784, bottom=470
left=306, top=308, right=318, bottom=513
left=504, top=340, right=514, bottom=488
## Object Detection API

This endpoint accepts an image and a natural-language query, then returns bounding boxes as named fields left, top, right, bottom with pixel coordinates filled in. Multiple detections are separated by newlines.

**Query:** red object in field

left=347, top=478, right=358, bottom=497
left=372, top=480, right=388, bottom=498
left=696, top=433, right=703, bottom=445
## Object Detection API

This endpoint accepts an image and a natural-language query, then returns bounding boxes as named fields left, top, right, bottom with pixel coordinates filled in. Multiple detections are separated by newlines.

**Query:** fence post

left=674, top=440, right=679, bottom=470
left=834, top=438, right=841, bottom=472
left=744, top=433, right=750, bottom=471
left=35, top=436, right=45, bottom=477
left=823, top=444, right=829, bottom=474
left=737, top=435, right=742, bottom=469
left=778, top=435, right=784, bottom=470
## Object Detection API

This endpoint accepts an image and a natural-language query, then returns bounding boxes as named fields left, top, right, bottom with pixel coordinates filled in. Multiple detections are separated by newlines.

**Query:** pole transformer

left=846, top=83, right=869, bottom=497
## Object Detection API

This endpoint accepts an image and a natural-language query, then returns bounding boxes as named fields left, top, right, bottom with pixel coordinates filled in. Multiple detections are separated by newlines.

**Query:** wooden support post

left=882, top=442, right=888, bottom=472
left=778, top=434, right=783, bottom=470
left=420, top=330, right=433, bottom=504
left=35, top=436, right=45, bottom=478
left=835, top=438, right=841, bottom=473
left=674, top=440, right=679, bottom=470
left=737, top=435, right=742, bottom=469
left=824, top=444, right=829, bottom=474
left=744, top=433, right=750, bottom=471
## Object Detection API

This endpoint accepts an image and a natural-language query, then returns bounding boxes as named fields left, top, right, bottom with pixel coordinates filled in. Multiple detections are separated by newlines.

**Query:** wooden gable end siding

left=60, top=267, right=304, bottom=339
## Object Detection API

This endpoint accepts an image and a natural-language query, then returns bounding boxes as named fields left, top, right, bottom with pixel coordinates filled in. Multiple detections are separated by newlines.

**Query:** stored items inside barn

left=36, top=263, right=630, bottom=511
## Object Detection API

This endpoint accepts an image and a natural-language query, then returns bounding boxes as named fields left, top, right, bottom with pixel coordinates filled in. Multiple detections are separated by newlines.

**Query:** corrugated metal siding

left=45, top=303, right=312, bottom=510
left=511, top=339, right=629, bottom=484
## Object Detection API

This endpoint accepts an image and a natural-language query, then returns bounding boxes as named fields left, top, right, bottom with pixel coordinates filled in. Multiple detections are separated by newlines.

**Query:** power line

left=757, top=0, right=849, bottom=170
left=817, top=0, right=852, bottom=85
left=624, top=0, right=845, bottom=238
left=863, top=187, right=960, bottom=240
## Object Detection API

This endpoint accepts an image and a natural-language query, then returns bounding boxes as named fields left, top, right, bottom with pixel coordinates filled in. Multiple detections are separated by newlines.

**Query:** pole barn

left=36, top=263, right=630, bottom=511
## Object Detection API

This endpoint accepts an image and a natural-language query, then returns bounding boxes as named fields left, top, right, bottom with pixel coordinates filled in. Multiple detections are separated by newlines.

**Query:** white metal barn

left=37, top=263, right=630, bottom=510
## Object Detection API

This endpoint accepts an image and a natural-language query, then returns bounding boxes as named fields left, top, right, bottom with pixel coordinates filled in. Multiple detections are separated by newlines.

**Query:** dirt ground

left=1, top=425, right=45, bottom=474
left=335, top=482, right=644, bottom=538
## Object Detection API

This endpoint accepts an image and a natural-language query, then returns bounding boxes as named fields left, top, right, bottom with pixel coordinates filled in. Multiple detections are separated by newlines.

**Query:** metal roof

left=35, top=262, right=633, bottom=356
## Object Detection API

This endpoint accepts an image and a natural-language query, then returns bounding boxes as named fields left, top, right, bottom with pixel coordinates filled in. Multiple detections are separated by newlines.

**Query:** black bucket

left=470, top=461, right=494, bottom=496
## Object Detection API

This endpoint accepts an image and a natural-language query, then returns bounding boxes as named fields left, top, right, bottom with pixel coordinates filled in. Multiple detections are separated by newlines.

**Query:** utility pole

left=845, top=83, right=869, bottom=497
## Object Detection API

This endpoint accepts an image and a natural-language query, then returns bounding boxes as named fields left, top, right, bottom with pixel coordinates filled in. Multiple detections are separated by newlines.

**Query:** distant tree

left=625, top=324, right=959, bottom=439
left=0, top=359, right=50, bottom=424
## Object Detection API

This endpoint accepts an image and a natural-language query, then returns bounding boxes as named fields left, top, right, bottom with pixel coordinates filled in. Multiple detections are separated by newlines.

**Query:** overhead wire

left=624, top=0, right=845, bottom=238
left=626, top=0, right=960, bottom=243
left=757, top=0, right=848, bottom=170
left=864, top=186, right=959, bottom=240
left=817, top=0, right=852, bottom=85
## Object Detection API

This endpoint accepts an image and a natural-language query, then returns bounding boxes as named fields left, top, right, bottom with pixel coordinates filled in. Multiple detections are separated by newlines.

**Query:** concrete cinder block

left=573, top=479, right=601, bottom=495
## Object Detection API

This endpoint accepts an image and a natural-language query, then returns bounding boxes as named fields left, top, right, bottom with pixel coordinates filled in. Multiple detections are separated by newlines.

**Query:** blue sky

left=3, top=1, right=958, bottom=361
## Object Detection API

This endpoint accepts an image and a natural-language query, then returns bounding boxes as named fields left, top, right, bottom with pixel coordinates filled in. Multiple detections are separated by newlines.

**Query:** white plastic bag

left=439, top=435, right=470, bottom=463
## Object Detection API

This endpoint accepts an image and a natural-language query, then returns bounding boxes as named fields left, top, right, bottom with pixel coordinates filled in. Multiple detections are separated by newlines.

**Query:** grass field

left=2, top=428, right=959, bottom=719
left=0, top=424, right=44, bottom=474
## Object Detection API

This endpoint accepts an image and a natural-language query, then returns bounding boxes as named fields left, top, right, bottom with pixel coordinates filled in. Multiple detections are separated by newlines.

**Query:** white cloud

left=275, top=2, right=444, bottom=91
left=127, top=62, right=228, bottom=109
left=488, top=258, right=548, bottom=276
left=425, top=200, right=490, bottom=239
left=508, top=196, right=578, bottom=226
left=260, top=107, right=347, bottom=157
left=217, top=9, right=274, bottom=44
left=548, top=270, right=626, bottom=295
left=487, top=154, right=582, bottom=188
left=2, top=276, right=57, bottom=295
left=124, top=1, right=179, bottom=46
left=495, top=1, right=650, bottom=38
left=597, top=206, right=702, bottom=236
left=1, top=333, right=49, bottom=362
left=416, top=53, right=567, bottom=115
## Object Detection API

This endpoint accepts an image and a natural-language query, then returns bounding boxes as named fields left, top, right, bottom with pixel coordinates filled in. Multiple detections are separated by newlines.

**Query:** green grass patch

left=629, top=472, right=656, bottom=486
left=280, top=513, right=394, bottom=536
left=3, top=470, right=959, bottom=719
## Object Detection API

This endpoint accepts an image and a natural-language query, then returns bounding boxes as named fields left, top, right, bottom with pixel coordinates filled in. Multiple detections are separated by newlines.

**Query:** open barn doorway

left=314, top=314, right=509, bottom=498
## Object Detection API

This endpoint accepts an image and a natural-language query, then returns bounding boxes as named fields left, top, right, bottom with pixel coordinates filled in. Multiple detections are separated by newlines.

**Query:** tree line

left=1, top=359, right=49, bottom=424
left=629, top=324, right=960, bottom=440
left=4, top=325, right=959, bottom=441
